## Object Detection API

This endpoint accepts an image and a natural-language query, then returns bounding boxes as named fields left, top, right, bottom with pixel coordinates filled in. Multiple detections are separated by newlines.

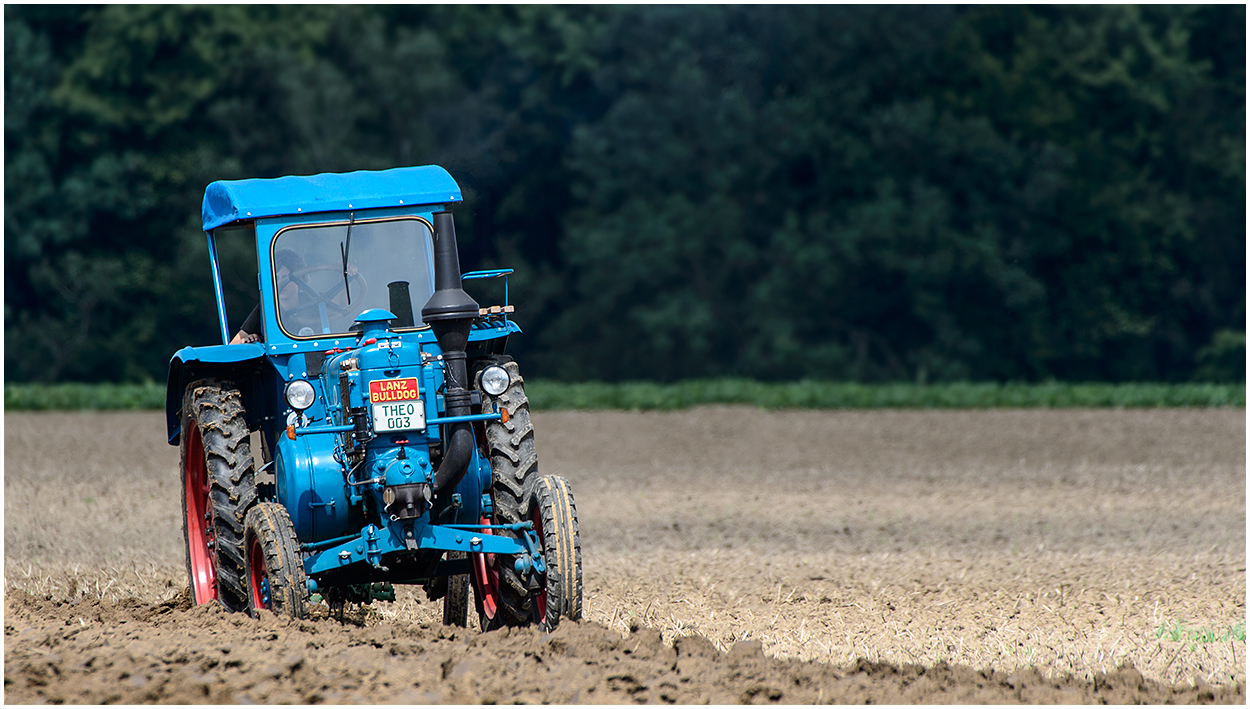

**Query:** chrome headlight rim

left=480, top=365, right=510, bottom=396
left=285, top=379, right=317, bottom=411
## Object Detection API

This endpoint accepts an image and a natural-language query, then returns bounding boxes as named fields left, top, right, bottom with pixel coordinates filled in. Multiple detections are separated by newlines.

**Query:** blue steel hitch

left=442, top=521, right=547, bottom=577
left=302, top=519, right=546, bottom=592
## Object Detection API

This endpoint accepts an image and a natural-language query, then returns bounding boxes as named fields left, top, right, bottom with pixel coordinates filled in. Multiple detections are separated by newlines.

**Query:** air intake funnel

left=420, top=211, right=478, bottom=497
left=421, top=212, right=479, bottom=327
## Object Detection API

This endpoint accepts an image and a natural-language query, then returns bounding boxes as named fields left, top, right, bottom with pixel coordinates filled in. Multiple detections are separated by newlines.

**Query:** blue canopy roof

left=201, top=165, right=462, bottom=231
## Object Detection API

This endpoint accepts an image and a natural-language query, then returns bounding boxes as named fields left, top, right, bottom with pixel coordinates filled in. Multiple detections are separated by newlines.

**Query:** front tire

left=530, top=475, right=583, bottom=629
left=180, top=380, right=258, bottom=612
left=244, top=503, right=308, bottom=619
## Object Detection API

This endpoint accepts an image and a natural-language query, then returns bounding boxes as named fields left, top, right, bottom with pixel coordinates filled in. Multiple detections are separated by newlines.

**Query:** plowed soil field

left=5, top=408, right=1245, bottom=704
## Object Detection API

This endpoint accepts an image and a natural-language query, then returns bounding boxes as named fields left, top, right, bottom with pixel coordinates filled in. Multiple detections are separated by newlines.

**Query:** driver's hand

left=346, top=263, right=359, bottom=277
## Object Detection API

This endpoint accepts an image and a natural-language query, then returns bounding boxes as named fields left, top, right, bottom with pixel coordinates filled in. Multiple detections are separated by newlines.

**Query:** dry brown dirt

left=4, top=407, right=1246, bottom=704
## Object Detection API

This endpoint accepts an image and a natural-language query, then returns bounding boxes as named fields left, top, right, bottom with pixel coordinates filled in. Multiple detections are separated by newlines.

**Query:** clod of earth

left=4, top=590, right=1241, bottom=705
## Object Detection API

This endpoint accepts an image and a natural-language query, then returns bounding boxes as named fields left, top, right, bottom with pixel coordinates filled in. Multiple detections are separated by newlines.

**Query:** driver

left=229, top=250, right=306, bottom=344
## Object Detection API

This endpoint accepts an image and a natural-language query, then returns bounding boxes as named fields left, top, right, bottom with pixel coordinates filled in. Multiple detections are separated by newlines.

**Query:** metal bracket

left=521, top=528, right=547, bottom=576
left=364, top=524, right=386, bottom=570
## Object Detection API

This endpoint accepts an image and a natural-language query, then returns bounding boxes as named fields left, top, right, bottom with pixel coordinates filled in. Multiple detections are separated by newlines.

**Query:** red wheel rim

left=531, top=505, right=548, bottom=622
left=470, top=516, right=500, bottom=620
left=183, top=421, right=217, bottom=604
left=248, top=534, right=270, bottom=610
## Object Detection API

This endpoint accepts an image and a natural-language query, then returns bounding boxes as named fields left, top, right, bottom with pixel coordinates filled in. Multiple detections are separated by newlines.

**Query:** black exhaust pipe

left=387, top=281, right=415, bottom=328
left=421, top=212, right=479, bottom=496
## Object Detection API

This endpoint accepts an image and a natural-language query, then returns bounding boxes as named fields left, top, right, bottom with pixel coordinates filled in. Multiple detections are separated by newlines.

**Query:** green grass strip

left=8, top=380, right=1241, bottom=411
left=524, top=380, right=1246, bottom=410
left=5, top=382, right=167, bottom=411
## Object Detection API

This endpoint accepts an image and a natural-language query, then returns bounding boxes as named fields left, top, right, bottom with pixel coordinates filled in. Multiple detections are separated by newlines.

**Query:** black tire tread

left=531, top=475, right=583, bottom=629
left=244, top=502, right=308, bottom=619
left=181, top=380, right=258, bottom=612
left=475, top=357, right=540, bottom=627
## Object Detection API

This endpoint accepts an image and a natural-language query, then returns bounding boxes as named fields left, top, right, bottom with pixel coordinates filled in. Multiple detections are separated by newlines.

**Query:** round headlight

left=285, top=379, right=316, bottom=411
left=480, top=365, right=510, bottom=396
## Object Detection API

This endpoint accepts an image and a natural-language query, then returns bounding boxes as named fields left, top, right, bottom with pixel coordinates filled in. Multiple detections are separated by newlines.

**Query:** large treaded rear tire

left=244, top=502, right=308, bottom=619
left=180, top=380, right=258, bottom=612
left=474, top=357, right=541, bottom=627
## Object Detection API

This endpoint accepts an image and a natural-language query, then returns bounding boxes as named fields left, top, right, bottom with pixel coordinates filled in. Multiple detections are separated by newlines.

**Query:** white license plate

left=372, top=401, right=425, bottom=433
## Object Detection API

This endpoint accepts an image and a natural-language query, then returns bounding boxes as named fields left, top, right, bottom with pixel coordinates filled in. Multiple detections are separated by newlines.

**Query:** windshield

left=271, top=216, right=435, bottom=338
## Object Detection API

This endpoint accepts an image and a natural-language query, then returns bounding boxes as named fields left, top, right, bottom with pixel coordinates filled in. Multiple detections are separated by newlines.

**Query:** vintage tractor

left=166, top=165, right=582, bottom=630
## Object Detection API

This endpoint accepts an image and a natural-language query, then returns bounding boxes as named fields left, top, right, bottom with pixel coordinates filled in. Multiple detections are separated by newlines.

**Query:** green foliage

left=5, top=381, right=1242, bottom=412
left=1155, top=622, right=1247, bottom=648
left=1194, top=330, right=1247, bottom=382
left=542, top=5, right=1245, bottom=382
left=4, top=6, right=1244, bottom=385
left=525, top=380, right=1245, bottom=410
left=5, top=382, right=165, bottom=410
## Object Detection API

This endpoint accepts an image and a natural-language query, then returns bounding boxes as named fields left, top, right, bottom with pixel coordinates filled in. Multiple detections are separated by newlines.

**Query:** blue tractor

left=167, top=165, right=582, bottom=630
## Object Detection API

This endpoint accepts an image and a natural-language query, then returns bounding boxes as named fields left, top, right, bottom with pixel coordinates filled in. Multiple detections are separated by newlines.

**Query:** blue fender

left=166, top=343, right=267, bottom=445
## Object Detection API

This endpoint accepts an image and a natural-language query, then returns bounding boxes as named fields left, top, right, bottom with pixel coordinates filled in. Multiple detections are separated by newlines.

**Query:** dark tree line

left=5, top=5, right=1245, bottom=383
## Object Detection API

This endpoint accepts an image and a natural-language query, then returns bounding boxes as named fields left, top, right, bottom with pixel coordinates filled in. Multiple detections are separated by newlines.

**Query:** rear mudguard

left=166, top=343, right=267, bottom=445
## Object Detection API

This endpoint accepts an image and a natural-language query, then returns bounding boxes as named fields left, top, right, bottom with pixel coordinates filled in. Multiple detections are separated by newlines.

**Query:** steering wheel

left=279, top=264, right=369, bottom=319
